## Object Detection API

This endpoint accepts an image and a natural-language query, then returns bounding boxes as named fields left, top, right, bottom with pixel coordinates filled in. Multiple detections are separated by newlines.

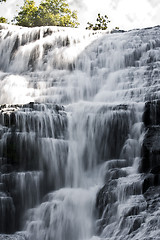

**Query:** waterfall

left=0, top=23, right=160, bottom=239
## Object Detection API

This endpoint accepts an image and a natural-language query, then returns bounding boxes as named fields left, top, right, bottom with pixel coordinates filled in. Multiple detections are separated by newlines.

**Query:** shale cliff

left=0, top=24, right=160, bottom=240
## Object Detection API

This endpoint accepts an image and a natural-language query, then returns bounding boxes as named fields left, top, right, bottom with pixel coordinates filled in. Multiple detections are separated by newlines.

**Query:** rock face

left=0, top=102, right=67, bottom=233
left=1, top=23, right=160, bottom=240
left=0, top=233, right=26, bottom=240
left=93, top=27, right=160, bottom=239
left=142, top=101, right=160, bottom=172
left=96, top=100, right=160, bottom=240
left=95, top=100, right=160, bottom=239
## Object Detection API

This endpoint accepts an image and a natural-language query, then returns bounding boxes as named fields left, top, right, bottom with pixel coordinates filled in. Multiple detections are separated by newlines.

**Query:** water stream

left=0, top=23, right=160, bottom=239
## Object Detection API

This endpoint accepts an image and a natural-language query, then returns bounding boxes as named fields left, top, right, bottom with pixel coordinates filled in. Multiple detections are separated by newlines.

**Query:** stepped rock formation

left=0, top=23, right=160, bottom=239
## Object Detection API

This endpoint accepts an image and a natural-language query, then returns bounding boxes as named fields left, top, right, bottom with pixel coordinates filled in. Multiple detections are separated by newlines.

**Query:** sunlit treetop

left=13, top=0, right=79, bottom=28
left=0, top=0, right=7, bottom=23
left=86, top=13, right=111, bottom=30
left=0, top=16, right=7, bottom=23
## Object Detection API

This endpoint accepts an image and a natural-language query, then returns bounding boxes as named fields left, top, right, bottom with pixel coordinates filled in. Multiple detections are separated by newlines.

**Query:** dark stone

left=141, top=100, right=160, bottom=174
left=142, top=175, right=154, bottom=193
left=0, top=164, right=13, bottom=174
left=124, top=49, right=142, bottom=67
left=144, top=186, right=160, bottom=213
left=43, top=43, right=53, bottom=57
left=150, top=165, right=160, bottom=174
left=62, top=36, right=70, bottom=47
left=28, top=46, right=40, bottom=71
left=111, top=29, right=125, bottom=34
left=96, top=180, right=117, bottom=218
left=68, top=62, right=75, bottom=71
left=94, top=111, right=130, bottom=162
left=105, top=168, right=127, bottom=181
left=32, top=30, right=40, bottom=41
left=43, top=28, right=53, bottom=38
left=10, top=36, right=20, bottom=61
left=0, top=197, right=15, bottom=234
left=0, top=234, right=26, bottom=240
left=141, top=126, right=160, bottom=173
left=0, top=102, right=68, bottom=233
left=143, top=100, right=160, bottom=126
left=128, top=217, right=143, bottom=234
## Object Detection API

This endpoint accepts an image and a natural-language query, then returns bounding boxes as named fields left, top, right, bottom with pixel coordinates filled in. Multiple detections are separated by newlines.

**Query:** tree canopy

left=13, top=0, right=79, bottom=28
left=0, top=17, right=7, bottom=23
left=86, top=13, right=110, bottom=30
left=0, top=0, right=7, bottom=23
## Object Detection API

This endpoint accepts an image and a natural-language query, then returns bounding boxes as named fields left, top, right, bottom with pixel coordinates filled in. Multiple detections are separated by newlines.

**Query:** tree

left=0, top=17, right=7, bottom=23
left=13, top=0, right=79, bottom=28
left=0, top=0, right=7, bottom=23
left=86, top=13, right=110, bottom=30
left=13, top=0, right=39, bottom=27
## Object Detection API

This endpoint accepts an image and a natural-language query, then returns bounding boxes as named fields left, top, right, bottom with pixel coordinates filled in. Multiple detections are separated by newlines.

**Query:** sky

left=0, top=0, right=159, bottom=30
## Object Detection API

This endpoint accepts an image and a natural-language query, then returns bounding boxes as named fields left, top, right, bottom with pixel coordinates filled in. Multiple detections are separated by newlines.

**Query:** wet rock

left=0, top=164, right=13, bottom=174
left=128, top=216, right=144, bottom=234
left=0, top=102, right=68, bottom=233
left=0, top=234, right=26, bottom=240
left=0, top=196, right=15, bottom=234
left=28, top=46, right=40, bottom=71
left=96, top=180, right=117, bottom=218
left=141, top=126, right=160, bottom=173
left=150, top=165, right=160, bottom=174
left=143, top=100, right=160, bottom=126
left=111, top=29, right=126, bottom=34
left=105, top=168, right=127, bottom=181
left=43, top=28, right=53, bottom=38
left=141, top=100, right=160, bottom=174
left=32, top=30, right=40, bottom=41
left=142, top=174, right=154, bottom=193
left=10, top=36, right=20, bottom=61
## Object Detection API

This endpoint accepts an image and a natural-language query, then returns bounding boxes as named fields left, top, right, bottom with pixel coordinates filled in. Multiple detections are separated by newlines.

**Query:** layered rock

left=1, top=23, right=160, bottom=240
left=0, top=102, right=67, bottom=233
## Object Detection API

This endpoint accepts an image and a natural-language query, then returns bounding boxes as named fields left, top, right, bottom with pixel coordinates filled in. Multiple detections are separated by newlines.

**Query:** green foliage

left=13, top=0, right=39, bottom=27
left=0, top=1, right=7, bottom=23
left=0, top=17, right=7, bottom=23
left=86, top=13, right=110, bottom=30
left=13, top=0, right=79, bottom=28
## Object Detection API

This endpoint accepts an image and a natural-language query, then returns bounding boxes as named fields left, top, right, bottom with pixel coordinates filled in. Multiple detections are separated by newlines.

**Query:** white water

left=0, top=24, right=160, bottom=239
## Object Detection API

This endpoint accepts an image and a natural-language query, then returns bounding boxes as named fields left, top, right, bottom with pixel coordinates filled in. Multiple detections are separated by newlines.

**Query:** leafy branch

left=86, top=13, right=110, bottom=30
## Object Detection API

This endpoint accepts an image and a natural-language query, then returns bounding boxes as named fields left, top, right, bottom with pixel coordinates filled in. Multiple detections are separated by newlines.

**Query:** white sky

left=0, top=0, right=159, bottom=30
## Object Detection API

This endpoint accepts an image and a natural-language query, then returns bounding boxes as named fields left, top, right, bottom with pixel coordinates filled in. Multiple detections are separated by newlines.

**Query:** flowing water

left=0, top=23, right=160, bottom=239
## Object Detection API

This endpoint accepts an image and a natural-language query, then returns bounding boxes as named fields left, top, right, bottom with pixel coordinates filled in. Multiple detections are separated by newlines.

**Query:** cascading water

left=0, top=23, right=160, bottom=240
